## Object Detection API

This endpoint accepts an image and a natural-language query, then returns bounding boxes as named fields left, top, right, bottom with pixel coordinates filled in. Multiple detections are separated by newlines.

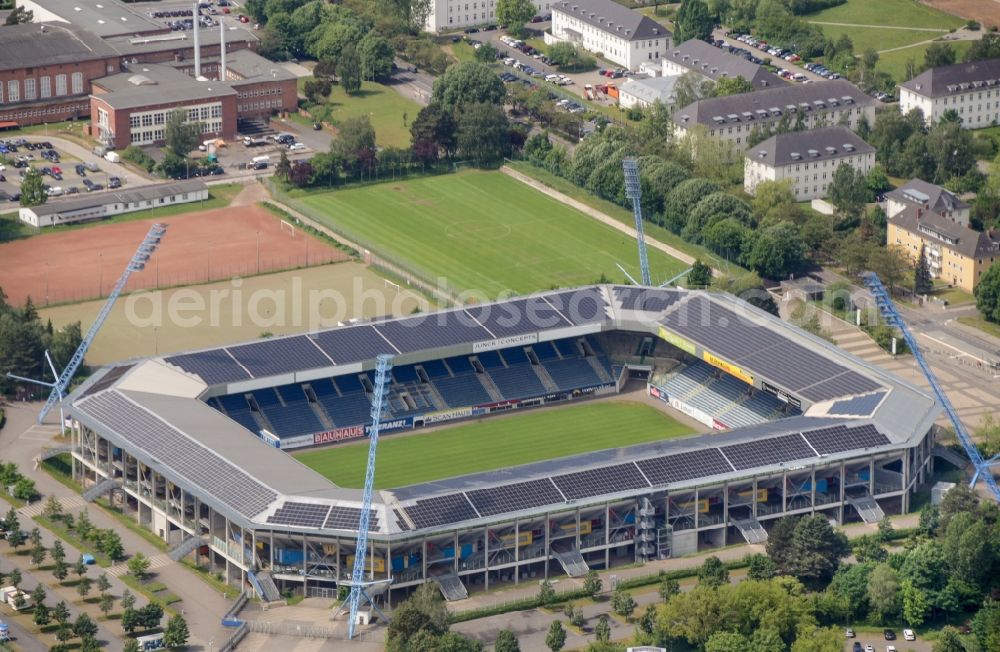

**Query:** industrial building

left=65, top=285, right=939, bottom=605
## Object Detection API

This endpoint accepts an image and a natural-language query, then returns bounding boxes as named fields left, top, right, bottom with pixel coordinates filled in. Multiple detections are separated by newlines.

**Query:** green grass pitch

left=293, top=401, right=695, bottom=489
left=295, top=170, right=687, bottom=296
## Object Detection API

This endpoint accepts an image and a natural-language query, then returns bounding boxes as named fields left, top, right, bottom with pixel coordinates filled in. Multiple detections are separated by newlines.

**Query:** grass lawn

left=294, top=401, right=694, bottom=488
left=295, top=169, right=687, bottom=296
left=930, top=280, right=975, bottom=306
left=0, top=183, right=242, bottom=243
left=301, top=81, right=421, bottom=149
left=877, top=39, right=972, bottom=81
left=507, top=161, right=746, bottom=274
left=804, top=0, right=964, bottom=29
left=958, top=315, right=1000, bottom=339
left=813, top=26, right=940, bottom=54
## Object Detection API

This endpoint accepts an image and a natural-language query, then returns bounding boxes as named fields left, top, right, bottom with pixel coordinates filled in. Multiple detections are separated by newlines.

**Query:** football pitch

left=295, top=170, right=687, bottom=297
left=293, top=401, right=695, bottom=489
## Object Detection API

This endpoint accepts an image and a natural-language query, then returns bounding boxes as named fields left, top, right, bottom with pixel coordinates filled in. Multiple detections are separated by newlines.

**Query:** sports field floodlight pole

left=26, top=222, right=168, bottom=425
left=863, top=271, right=1000, bottom=502
left=622, top=157, right=651, bottom=286
left=342, top=353, right=394, bottom=639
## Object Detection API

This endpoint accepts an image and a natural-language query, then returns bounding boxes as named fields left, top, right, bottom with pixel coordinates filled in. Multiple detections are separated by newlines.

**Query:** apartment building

left=424, top=0, right=551, bottom=32
left=888, top=207, right=1000, bottom=292
left=672, top=79, right=875, bottom=147
left=899, top=58, right=1000, bottom=127
left=661, top=38, right=781, bottom=90
left=548, top=0, right=669, bottom=70
left=885, top=179, right=971, bottom=227
left=744, top=127, right=875, bottom=200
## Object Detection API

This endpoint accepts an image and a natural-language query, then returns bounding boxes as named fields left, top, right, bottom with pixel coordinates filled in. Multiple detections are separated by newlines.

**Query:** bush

left=121, top=146, right=156, bottom=173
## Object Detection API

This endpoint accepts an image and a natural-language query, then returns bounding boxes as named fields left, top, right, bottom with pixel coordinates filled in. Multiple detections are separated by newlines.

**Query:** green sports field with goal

left=292, top=401, right=695, bottom=489
left=294, top=170, right=686, bottom=297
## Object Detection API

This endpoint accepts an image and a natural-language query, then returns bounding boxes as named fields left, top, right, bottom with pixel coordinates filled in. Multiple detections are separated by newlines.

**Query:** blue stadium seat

left=544, top=358, right=601, bottom=390
left=317, top=391, right=372, bottom=428
left=214, top=394, right=261, bottom=433
left=552, top=339, right=579, bottom=358
left=311, top=379, right=339, bottom=398
left=433, top=375, right=491, bottom=407
left=443, top=356, right=474, bottom=375
left=532, top=343, right=559, bottom=361
left=500, top=347, right=528, bottom=365
left=393, top=365, right=419, bottom=383
left=487, top=365, right=546, bottom=398
left=476, top=351, right=504, bottom=369
left=421, top=360, right=450, bottom=379
left=252, top=389, right=282, bottom=409
left=333, top=375, right=364, bottom=395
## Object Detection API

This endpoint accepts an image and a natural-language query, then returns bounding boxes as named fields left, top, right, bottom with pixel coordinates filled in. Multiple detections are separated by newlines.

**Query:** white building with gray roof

left=744, top=126, right=875, bottom=200
left=899, top=58, right=1000, bottom=127
left=662, top=39, right=782, bottom=90
left=619, top=75, right=679, bottom=109
left=548, top=0, right=670, bottom=70
left=19, top=180, right=208, bottom=227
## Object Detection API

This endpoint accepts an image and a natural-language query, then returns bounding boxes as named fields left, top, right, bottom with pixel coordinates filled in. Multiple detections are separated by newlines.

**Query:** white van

left=104, top=151, right=120, bottom=163
left=251, top=155, right=270, bottom=170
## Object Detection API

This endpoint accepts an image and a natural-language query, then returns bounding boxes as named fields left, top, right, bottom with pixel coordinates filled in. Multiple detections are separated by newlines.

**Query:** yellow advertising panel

left=703, top=351, right=755, bottom=385
left=346, top=555, right=385, bottom=573
left=657, top=327, right=697, bottom=355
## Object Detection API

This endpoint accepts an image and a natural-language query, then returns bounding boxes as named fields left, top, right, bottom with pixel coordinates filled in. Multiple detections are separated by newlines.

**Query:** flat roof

left=104, top=25, right=257, bottom=57
left=91, top=63, right=237, bottom=109
left=23, top=0, right=166, bottom=37
left=0, top=22, right=118, bottom=71
left=25, top=179, right=207, bottom=216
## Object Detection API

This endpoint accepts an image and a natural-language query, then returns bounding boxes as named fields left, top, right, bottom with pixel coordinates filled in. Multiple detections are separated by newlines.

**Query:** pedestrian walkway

left=106, top=553, right=173, bottom=578
left=18, top=495, right=85, bottom=518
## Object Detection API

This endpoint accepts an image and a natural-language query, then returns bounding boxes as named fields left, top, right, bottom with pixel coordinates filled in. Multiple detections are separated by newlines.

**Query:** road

left=389, top=59, right=435, bottom=106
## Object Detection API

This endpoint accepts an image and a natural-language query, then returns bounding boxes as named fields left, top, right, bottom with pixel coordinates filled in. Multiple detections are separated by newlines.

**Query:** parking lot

left=0, top=136, right=138, bottom=206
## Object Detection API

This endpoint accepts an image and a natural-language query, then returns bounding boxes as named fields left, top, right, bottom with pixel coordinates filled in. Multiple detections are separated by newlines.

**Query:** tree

left=73, top=613, right=98, bottom=639
left=659, top=576, right=680, bottom=602
left=127, top=552, right=151, bottom=581
left=827, top=163, right=870, bottom=219
left=5, top=6, right=34, bottom=24
left=74, top=556, right=87, bottom=579
left=99, top=592, right=115, bottom=618
left=914, top=243, right=934, bottom=294
left=976, top=250, right=1000, bottom=324
left=358, top=33, right=394, bottom=80
left=80, top=636, right=101, bottom=652
left=432, top=62, right=507, bottom=109
left=687, top=259, right=713, bottom=288
left=386, top=584, right=450, bottom=651
left=697, top=556, right=730, bottom=587
left=457, top=102, right=509, bottom=167
left=583, top=570, right=603, bottom=598
left=55, top=623, right=73, bottom=644
left=594, top=614, right=611, bottom=642
left=537, top=579, right=556, bottom=606
left=94, top=573, right=111, bottom=596
left=867, top=563, right=901, bottom=624
left=31, top=542, right=47, bottom=567
left=42, top=495, right=64, bottom=520
left=121, top=607, right=140, bottom=634
left=684, top=192, right=752, bottom=243
left=34, top=602, right=50, bottom=627
left=923, top=42, right=956, bottom=70
left=868, top=246, right=912, bottom=293
left=495, top=0, right=536, bottom=37
left=965, top=31, right=1000, bottom=63
left=611, top=588, right=636, bottom=619
left=790, top=625, right=843, bottom=652
left=332, top=115, right=377, bottom=175
left=100, top=531, right=124, bottom=563
left=545, top=620, right=566, bottom=652
left=411, top=102, right=458, bottom=163
left=52, top=600, right=70, bottom=625
left=901, top=579, right=930, bottom=626
left=31, top=584, right=46, bottom=608
left=120, top=589, right=136, bottom=611
left=164, top=109, right=202, bottom=158
left=971, top=599, right=1000, bottom=651
left=745, top=222, right=806, bottom=279
left=139, top=602, right=164, bottom=630
left=746, top=554, right=776, bottom=581
left=164, top=613, right=190, bottom=648
left=546, top=43, right=595, bottom=72
left=474, top=42, right=499, bottom=63
left=337, top=43, right=362, bottom=95
left=706, top=631, right=751, bottom=652
left=4, top=507, right=19, bottom=534
left=852, top=534, right=887, bottom=564
left=124, top=639, right=141, bottom=652
left=12, top=477, right=37, bottom=502
left=77, top=576, right=93, bottom=598
left=275, top=150, right=292, bottom=180
left=494, top=629, right=521, bottom=652
left=53, top=559, right=69, bottom=583
left=20, top=168, right=47, bottom=207
left=933, top=626, right=968, bottom=652
left=302, top=78, right=331, bottom=104
left=8, top=568, right=21, bottom=588
left=675, top=0, right=713, bottom=43
left=714, top=76, right=754, bottom=96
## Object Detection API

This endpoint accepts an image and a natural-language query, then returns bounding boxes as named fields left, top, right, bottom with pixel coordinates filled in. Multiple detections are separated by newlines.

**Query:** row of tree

left=0, top=289, right=82, bottom=397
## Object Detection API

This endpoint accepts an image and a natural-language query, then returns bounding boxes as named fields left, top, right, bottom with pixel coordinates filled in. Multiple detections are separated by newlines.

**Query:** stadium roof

left=67, top=285, right=939, bottom=538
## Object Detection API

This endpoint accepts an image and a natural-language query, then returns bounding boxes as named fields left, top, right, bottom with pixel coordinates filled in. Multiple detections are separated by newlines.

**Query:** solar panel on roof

left=80, top=364, right=135, bottom=398
left=227, top=336, right=332, bottom=378
left=324, top=506, right=379, bottom=531
left=311, top=325, right=393, bottom=365
left=267, top=501, right=331, bottom=528
left=466, top=479, right=565, bottom=517
left=393, top=508, right=412, bottom=532
left=165, top=349, right=251, bottom=385
left=403, top=494, right=479, bottom=530
left=78, top=391, right=276, bottom=518
left=803, top=423, right=890, bottom=455
left=375, top=310, right=492, bottom=353
left=613, top=287, right=684, bottom=313
left=637, top=449, right=732, bottom=485
left=827, top=392, right=887, bottom=417
left=721, top=434, right=817, bottom=471
left=464, top=298, right=571, bottom=339
left=544, top=288, right=607, bottom=325
left=552, top=463, right=650, bottom=500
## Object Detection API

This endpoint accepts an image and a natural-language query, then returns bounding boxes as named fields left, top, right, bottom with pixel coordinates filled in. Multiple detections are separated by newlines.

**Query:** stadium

left=63, top=284, right=939, bottom=607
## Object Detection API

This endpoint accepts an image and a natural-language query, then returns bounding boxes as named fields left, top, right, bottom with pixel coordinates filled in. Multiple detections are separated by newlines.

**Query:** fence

left=36, top=250, right=345, bottom=307
left=218, top=623, right=248, bottom=652
left=267, top=179, right=463, bottom=307
left=242, top=618, right=380, bottom=641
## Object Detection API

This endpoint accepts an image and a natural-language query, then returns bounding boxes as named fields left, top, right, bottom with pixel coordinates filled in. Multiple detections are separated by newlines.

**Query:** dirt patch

left=924, top=0, right=1000, bottom=26
left=0, top=204, right=348, bottom=306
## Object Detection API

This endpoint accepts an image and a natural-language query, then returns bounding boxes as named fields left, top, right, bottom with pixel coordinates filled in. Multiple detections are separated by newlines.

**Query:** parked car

left=108, top=176, right=122, bottom=189
left=75, top=164, right=87, bottom=176
left=851, top=643, right=862, bottom=652
left=846, top=628, right=855, bottom=638
left=288, top=142, right=307, bottom=151
left=902, top=629, right=915, bottom=641
left=883, top=630, right=895, bottom=641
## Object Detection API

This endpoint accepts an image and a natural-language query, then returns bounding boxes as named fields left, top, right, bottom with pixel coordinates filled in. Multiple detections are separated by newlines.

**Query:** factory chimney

left=192, top=0, right=201, bottom=79
left=219, top=21, right=227, bottom=82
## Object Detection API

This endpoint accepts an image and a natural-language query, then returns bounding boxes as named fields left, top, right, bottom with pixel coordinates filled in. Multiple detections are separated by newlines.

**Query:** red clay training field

left=0, top=205, right=347, bottom=305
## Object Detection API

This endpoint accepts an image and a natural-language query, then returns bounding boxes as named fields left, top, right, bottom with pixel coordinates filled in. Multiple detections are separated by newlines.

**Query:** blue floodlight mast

left=863, top=272, right=1000, bottom=501
left=31, top=222, right=168, bottom=424
left=344, top=353, right=394, bottom=639
left=622, top=157, right=651, bottom=286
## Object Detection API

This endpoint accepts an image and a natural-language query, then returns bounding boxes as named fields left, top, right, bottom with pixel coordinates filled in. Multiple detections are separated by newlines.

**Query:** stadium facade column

left=603, top=504, right=611, bottom=570
left=837, top=462, right=846, bottom=524
left=543, top=515, right=550, bottom=581
left=721, top=484, right=729, bottom=548
left=513, top=522, right=520, bottom=584
left=483, top=530, right=490, bottom=592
